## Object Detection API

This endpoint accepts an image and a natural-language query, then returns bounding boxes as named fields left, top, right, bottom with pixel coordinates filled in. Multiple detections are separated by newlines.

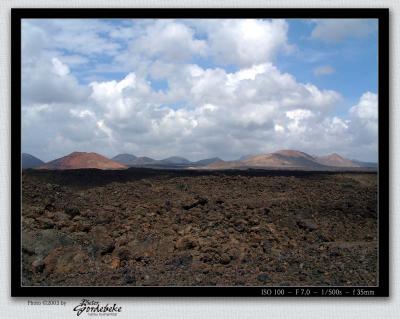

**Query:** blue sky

left=60, top=18, right=378, bottom=102
left=21, top=18, right=379, bottom=162
left=277, top=19, right=378, bottom=116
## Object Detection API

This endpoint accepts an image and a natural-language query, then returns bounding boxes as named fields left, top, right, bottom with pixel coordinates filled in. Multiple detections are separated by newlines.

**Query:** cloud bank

left=21, top=19, right=378, bottom=162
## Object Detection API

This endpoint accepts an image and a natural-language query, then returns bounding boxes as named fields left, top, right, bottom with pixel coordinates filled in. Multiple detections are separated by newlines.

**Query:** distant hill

left=38, top=152, right=127, bottom=170
left=206, top=160, right=241, bottom=169
left=192, top=157, right=223, bottom=166
left=22, top=153, right=44, bottom=169
left=204, top=150, right=375, bottom=171
left=242, top=150, right=324, bottom=169
left=112, top=154, right=158, bottom=166
left=113, top=155, right=224, bottom=168
left=112, top=153, right=137, bottom=165
left=131, top=156, right=158, bottom=165
left=316, top=153, right=358, bottom=168
left=351, top=160, right=378, bottom=168
left=237, top=154, right=253, bottom=161
left=161, top=156, right=191, bottom=165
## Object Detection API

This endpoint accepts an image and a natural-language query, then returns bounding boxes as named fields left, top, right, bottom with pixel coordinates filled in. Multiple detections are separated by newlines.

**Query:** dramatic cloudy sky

left=21, top=19, right=378, bottom=162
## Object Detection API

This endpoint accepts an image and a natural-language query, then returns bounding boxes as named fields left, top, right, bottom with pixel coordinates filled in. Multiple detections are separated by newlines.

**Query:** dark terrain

left=21, top=168, right=378, bottom=286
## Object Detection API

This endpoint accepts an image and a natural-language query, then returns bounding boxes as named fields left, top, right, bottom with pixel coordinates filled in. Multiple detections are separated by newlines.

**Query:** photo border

left=11, top=8, right=389, bottom=297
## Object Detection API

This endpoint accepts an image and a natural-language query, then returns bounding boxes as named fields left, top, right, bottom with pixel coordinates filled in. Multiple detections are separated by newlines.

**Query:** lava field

left=21, top=168, right=378, bottom=287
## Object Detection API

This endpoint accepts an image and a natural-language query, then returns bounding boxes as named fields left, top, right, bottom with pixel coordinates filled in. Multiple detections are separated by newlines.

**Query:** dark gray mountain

left=22, top=153, right=45, bottom=169
left=112, top=155, right=158, bottom=166
left=112, top=153, right=138, bottom=165
left=161, top=156, right=191, bottom=165
left=192, top=157, right=223, bottom=166
left=124, top=156, right=158, bottom=166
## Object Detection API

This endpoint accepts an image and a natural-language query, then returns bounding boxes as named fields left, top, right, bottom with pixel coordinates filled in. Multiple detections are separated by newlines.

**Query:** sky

left=21, top=18, right=378, bottom=162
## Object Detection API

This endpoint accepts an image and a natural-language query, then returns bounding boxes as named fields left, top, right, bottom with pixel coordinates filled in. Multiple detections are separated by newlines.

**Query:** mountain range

left=22, top=150, right=377, bottom=171
left=110, top=154, right=223, bottom=167
left=206, top=150, right=375, bottom=170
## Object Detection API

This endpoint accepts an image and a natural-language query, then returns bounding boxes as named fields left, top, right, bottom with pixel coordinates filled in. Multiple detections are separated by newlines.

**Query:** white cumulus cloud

left=52, top=57, right=70, bottom=76
left=20, top=19, right=378, bottom=163
left=205, top=19, right=291, bottom=66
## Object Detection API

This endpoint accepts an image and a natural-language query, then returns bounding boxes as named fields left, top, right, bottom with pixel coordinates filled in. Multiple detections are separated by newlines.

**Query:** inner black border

left=11, top=8, right=389, bottom=297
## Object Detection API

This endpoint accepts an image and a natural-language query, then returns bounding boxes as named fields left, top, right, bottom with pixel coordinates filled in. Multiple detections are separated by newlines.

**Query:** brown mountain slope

left=242, top=150, right=326, bottom=169
left=204, top=150, right=323, bottom=170
left=205, top=160, right=241, bottom=169
left=205, top=150, right=365, bottom=170
left=38, top=152, right=128, bottom=170
left=316, top=153, right=360, bottom=168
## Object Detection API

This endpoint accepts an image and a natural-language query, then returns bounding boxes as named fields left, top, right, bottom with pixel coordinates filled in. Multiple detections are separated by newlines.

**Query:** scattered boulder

left=55, top=211, right=71, bottom=222
left=36, top=217, right=54, bottom=229
left=166, top=254, right=193, bottom=269
left=329, top=247, right=342, bottom=257
left=32, top=259, right=45, bottom=273
left=317, top=232, right=332, bottom=242
left=111, top=257, right=121, bottom=269
left=297, top=219, right=318, bottom=231
left=64, top=206, right=80, bottom=218
left=89, top=226, right=115, bottom=255
left=21, top=231, right=36, bottom=255
left=44, top=203, right=56, bottom=212
left=44, top=247, right=90, bottom=275
left=233, top=219, right=247, bottom=232
left=124, top=274, right=136, bottom=285
left=95, top=211, right=113, bottom=225
left=22, top=229, right=74, bottom=258
left=257, top=273, right=271, bottom=284
left=114, top=247, right=131, bottom=260
left=219, top=253, right=231, bottom=265
left=182, top=197, right=208, bottom=210
left=103, top=205, right=116, bottom=212
left=175, top=236, right=197, bottom=250
left=73, top=221, right=91, bottom=233
left=165, top=200, right=172, bottom=211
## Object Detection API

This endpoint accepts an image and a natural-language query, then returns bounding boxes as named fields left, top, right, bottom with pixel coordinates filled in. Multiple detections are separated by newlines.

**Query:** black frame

left=11, top=8, right=389, bottom=297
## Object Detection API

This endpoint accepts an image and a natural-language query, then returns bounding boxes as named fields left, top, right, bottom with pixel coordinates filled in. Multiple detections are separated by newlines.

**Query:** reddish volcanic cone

left=316, top=153, right=359, bottom=168
left=38, top=152, right=128, bottom=170
left=242, top=150, right=323, bottom=169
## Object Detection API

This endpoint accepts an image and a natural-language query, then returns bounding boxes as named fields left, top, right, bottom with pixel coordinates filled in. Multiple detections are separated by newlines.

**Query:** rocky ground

left=21, top=168, right=378, bottom=286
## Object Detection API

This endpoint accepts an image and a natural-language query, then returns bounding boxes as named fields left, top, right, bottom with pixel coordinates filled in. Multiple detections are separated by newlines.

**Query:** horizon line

left=22, top=149, right=378, bottom=164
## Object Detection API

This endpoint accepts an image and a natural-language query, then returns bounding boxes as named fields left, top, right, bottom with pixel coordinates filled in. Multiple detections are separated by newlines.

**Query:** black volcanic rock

left=22, top=168, right=377, bottom=286
left=22, top=153, right=44, bottom=169
left=112, top=154, right=137, bottom=165
left=297, top=219, right=318, bottom=231
left=257, top=273, right=271, bottom=283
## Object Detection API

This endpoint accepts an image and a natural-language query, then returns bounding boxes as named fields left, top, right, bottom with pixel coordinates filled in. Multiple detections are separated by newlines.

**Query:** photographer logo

left=73, top=299, right=122, bottom=316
